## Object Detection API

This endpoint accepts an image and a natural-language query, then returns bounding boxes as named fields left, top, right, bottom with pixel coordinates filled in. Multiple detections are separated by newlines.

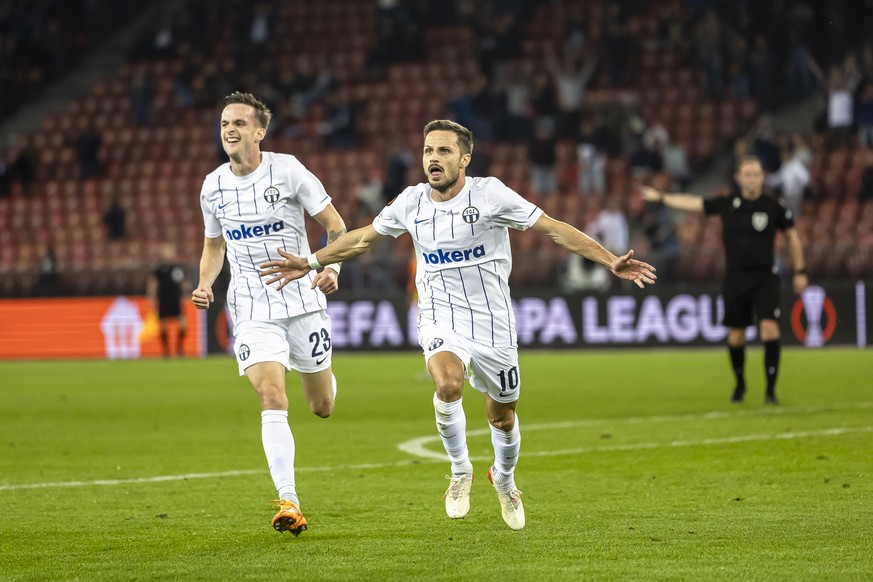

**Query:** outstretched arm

left=309, top=203, right=348, bottom=295
left=259, top=224, right=387, bottom=291
left=531, top=213, right=656, bottom=288
left=640, top=186, right=705, bottom=213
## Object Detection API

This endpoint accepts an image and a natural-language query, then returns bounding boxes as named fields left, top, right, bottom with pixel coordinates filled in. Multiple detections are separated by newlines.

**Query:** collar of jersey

left=427, top=178, right=473, bottom=208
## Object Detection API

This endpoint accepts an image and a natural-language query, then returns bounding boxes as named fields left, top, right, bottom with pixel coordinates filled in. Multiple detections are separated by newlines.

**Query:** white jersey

left=200, top=152, right=330, bottom=324
left=373, top=176, right=543, bottom=347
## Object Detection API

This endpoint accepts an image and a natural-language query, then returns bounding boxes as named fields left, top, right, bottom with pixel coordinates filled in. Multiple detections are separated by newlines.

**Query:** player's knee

left=433, top=376, right=463, bottom=401
left=488, top=410, right=516, bottom=432
left=309, top=396, right=333, bottom=418
left=256, top=383, right=288, bottom=410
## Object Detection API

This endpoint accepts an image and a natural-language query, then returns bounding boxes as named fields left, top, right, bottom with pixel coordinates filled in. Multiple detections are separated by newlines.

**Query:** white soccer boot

left=487, top=466, right=525, bottom=530
left=443, top=473, right=473, bottom=519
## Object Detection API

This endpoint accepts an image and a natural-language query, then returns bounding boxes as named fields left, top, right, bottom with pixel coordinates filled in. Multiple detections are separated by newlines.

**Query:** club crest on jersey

left=224, top=220, right=284, bottom=240
left=462, top=206, right=480, bottom=224
left=752, top=212, right=768, bottom=232
left=428, top=338, right=444, bottom=351
left=238, top=344, right=250, bottom=361
left=264, top=186, right=280, bottom=203
left=422, top=244, right=486, bottom=265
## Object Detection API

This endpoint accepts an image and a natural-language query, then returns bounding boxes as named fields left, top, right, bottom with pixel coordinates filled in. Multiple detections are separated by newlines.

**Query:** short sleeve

left=372, top=189, right=412, bottom=238
left=775, top=199, right=795, bottom=230
left=702, top=195, right=727, bottom=216
left=200, top=180, right=222, bottom=239
left=288, top=156, right=331, bottom=217
left=487, top=178, right=543, bottom=231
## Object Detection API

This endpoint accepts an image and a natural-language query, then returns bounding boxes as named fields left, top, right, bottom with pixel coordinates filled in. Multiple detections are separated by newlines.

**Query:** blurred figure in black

left=147, top=243, right=189, bottom=357
left=33, top=244, right=60, bottom=297
left=103, top=195, right=126, bottom=240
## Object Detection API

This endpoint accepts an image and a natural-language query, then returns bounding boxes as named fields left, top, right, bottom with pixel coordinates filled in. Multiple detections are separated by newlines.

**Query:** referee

left=642, top=155, right=808, bottom=404
left=147, top=243, right=189, bottom=357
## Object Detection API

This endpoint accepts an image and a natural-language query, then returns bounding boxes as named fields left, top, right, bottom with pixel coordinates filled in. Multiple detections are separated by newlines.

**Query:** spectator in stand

left=103, top=195, right=126, bottom=241
left=586, top=197, right=629, bottom=264
left=2, top=139, right=35, bottom=197
left=130, top=70, right=156, bottom=127
left=529, top=69, right=557, bottom=123
left=75, top=123, right=102, bottom=180
left=498, top=63, right=531, bottom=142
left=629, top=136, right=664, bottom=177
left=576, top=117, right=606, bottom=197
left=383, top=138, right=414, bottom=204
left=751, top=116, right=782, bottom=173
left=766, top=134, right=811, bottom=218
left=856, top=81, right=873, bottom=148
left=827, top=68, right=854, bottom=147
left=662, top=137, right=691, bottom=191
left=528, top=118, right=557, bottom=196
left=548, top=50, right=597, bottom=139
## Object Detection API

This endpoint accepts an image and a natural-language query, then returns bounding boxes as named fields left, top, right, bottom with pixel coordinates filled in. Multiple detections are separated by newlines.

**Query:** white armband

left=306, top=253, right=323, bottom=270
left=325, top=263, right=342, bottom=275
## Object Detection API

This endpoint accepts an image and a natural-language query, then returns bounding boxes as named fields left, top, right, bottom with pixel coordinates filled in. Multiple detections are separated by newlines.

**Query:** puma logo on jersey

left=422, top=244, right=486, bottom=265
left=225, top=221, right=285, bottom=240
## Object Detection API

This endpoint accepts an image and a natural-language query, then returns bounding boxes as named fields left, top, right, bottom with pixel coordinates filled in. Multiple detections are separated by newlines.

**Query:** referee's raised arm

left=640, top=186, right=704, bottom=212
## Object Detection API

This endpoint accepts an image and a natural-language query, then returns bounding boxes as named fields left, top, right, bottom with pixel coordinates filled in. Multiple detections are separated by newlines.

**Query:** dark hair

left=223, top=92, right=273, bottom=129
left=734, top=154, right=763, bottom=173
left=423, top=120, right=474, bottom=155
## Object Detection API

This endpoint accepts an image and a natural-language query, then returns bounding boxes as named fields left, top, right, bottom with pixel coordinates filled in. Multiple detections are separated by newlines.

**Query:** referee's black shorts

left=158, top=298, right=182, bottom=319
left=722, top=270, right=781, bottom=328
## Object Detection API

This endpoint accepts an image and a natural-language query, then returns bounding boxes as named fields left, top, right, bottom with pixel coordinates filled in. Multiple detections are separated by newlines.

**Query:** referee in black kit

left=642, top=155, right=808, bottom=404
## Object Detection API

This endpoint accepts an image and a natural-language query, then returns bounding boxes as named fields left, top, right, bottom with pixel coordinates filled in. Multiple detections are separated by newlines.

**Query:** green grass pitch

left=1, top=348, right=871, bottom=581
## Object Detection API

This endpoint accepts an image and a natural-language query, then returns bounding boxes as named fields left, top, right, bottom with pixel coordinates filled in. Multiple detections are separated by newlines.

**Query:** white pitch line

left=399, top=401, right=873, bottom=460
left=2, top=402, right=871, bottom=492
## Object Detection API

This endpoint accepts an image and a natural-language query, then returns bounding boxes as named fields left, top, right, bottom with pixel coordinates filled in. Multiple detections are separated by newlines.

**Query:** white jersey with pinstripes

left=373, top=176, right=543, bottom=348
left=200, top=152, right=330, bottom=324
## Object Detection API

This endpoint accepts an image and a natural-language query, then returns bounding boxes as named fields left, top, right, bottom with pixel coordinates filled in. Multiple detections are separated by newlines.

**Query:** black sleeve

left=774, top=199, right=795, bottom=230
left=702, top=196, right=725, bottom=216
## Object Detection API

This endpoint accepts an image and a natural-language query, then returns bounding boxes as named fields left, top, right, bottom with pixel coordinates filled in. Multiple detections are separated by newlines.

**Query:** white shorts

left=233, top=310, right=332, bottom=376
left=419, top=324, right=520, bottom=403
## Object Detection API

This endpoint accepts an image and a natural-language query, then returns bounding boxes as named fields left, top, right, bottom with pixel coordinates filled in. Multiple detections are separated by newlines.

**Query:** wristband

left=325, top=263, right=341, bottom=275
left=306, top=253, right=323, bottom=270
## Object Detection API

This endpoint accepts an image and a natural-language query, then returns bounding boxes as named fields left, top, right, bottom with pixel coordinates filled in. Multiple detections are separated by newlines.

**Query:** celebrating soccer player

left=192, top=92, right=347, bottom=536
left=260, top=120, right=655, bottom=530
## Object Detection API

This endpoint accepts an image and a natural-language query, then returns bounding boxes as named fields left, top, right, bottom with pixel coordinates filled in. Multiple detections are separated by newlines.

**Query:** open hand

left=610, top=250, right=657, bottom=289
left=259, top=248, right=311, bottom=291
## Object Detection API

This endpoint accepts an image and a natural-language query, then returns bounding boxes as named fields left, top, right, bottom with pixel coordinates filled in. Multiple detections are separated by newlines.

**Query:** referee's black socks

left=763, top=339, right=781, bottom=398
left=728, top=345, right=746, bottom=400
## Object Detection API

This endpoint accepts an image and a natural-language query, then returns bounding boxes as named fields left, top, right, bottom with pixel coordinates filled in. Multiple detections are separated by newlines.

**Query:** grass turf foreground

left=0, top=348, right=870, bottom=581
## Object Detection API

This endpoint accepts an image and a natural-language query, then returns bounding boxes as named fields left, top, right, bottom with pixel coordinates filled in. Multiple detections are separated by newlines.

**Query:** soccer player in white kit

left=260, top=120, right=656, bottom=530
left=191, top=92, right=347, bottom=536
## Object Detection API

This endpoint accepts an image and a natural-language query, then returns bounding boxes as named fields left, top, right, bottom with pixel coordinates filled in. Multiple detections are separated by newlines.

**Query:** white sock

left=490, top=415, right=521, bottom=491
left=433, top=394, right=473, bottom=475
left=261, top=410, right=298, bottom=507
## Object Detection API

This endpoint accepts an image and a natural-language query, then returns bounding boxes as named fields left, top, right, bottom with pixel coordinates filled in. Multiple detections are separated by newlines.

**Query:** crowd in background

left=1, top=0, right=873, bottom=297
